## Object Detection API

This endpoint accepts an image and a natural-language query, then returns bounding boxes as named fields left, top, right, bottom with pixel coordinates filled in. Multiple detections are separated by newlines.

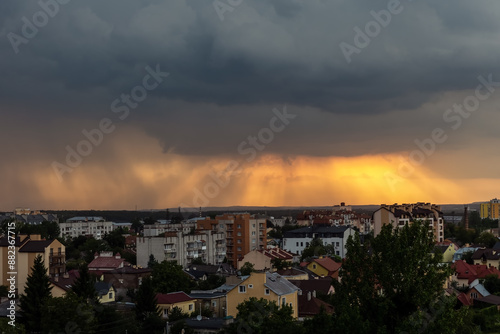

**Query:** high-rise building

left=197, top=213, right=267, bottom=267
left=480, top=199, right=500, bottom=219
left=372, top=202, right=444, bottom=243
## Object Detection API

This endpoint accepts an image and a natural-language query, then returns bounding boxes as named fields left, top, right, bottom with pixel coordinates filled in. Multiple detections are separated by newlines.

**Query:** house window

left=296, top=242, right=299, bottom=247
left=237, top=239, right=242, bottom=244
left=239, top=285, right=246, bottom=293
left=212, top=301, right=217, bottom=307
left=313, top=264, right=316, bottom=269
left=248, top=284, right=253, bottom=289
left=336, top=251, right=340, bottom=256
left=189, top=304, right=194, bottom=311
left=237, top=232, right=242, bottom=236
left=108, top=293, right=113, bottom=299
left=301, top=242, right=303, bottom=247
left=238, top=224, right=242, bottom=229
left=265, top=289, right=270, bottom=295
left=119, top=279, right=124, bottom=284
left=164, top=309, right=168, bottom=315
left=336, top=242, right=340, bottom=247
left=282, top=297, right=286, bottom=305
left=238, top=247, right=242, bottom=251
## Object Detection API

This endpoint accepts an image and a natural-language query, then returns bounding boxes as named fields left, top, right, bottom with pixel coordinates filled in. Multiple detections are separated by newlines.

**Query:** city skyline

left=2, top=1, right=500, bottom=210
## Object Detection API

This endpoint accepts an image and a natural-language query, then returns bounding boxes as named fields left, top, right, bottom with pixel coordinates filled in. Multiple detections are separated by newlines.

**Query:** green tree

left=19, top=255, right=53, bottom=333
left=271, top=258, right=292, bottom=270
left=475, top=231, right=498, bottom=248
left=103, top=228, right=126, bottom=249
left=191, top=257, right=205, bottom=265
left=225, top=298, right=302, bottom=334
left=300, top=238, right=326, bottom=261
left=41, top=293, right=97, bottom=334
left=302, top=307, right=334, bottom=334
left=168, top=306, right=190, bottom=321
left=71, top=263, right=98, bottom=303
left=134, top=276, right=164, bottom=333
left=332, top=222, right=457, bottom=333
left=197, top=274, right=226, bottom=290
left=462, top=251, right=475, bottom=265
left=483, top=274, right=500, bottom=295
left=152, top=260, right=194, bottom=293
left=240, top=262, right=255, bottom=276
left=148, top=254, right=159, bottom=268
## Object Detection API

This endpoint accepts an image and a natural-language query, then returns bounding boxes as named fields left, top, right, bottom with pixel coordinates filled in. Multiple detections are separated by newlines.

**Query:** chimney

left=115, top=252, right=121, bottom=259
left=54, top=275, right=59, bottom=282
left=464, top=206, right=469, bottom=230
left=307, top=291, right=311, bottom=301
left=63, top=272, right=69, bottom=279
left=312, top=290, right=316, bottom=298
left=94, top=252, right=99, bottom=259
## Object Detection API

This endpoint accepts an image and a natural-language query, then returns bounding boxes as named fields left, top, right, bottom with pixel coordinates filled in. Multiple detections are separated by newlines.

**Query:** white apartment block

left=143, top=221, right=197, bottom=237
left=136, top=230, right=226, bottom=268
left=59, top=216, right=115, bottom=240
left=372, top=202, right=444, bottom=243
left=282, top=226, right=356, bottom=258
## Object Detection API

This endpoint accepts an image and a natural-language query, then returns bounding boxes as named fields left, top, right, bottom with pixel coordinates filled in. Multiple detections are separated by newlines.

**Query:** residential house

left=283, top=226, right=356, bottom=258
left=289, top=278, right=335, bottom=297
left=0, top=234, right=66, bottom=294
left=88, top=251, right=130, bottom=273
left=434, top=244, right=456, bottom=263
left=189, top=289, right=227, bottom=318
left=185, top=264, right=236, bottom=281
left=95, top=281, right=116, bottom=304
left=49, top=270, right=79, bottom=297
left=306, top=257, right=342, bottom=279
left=157, top=292, right=196, bottom=319
left=297, top=291, right=334, bottom=319
left=225, top=272, right=300, bottom=318
left=237, top=248, right=297, bottom=271
left=453, top=247, right=479, bottom=262
left=372, top=202, right=444, bottom=243
left=467, top=279, right=491, bottom=302
left=102, top=267, right=152, bottom=300
left=276, top=268, right=309, bottom=280
left=450, top=260, right=500, bottom=289
left=137, top=230, right=226, bottom=268
left=472, top=248, right=500, bottom=269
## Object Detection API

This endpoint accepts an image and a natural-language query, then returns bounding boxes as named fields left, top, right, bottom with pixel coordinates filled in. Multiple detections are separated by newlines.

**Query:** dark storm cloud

left=1, top=0, right=500, bottom=159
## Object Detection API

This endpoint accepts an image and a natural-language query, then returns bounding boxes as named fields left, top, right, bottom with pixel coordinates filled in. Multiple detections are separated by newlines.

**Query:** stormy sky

left=1, top=0, right=500, bottom=210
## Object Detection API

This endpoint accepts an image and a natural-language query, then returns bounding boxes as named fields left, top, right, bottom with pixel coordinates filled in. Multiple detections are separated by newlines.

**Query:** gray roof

left=94, top=281, right=113, bottom=296
left=265, top=272, right=300, bottom=296
left=470, top=281, right=491, bottom=298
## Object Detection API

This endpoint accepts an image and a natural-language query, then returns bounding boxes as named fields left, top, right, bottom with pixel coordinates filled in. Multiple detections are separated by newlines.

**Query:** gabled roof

left=156, top=291, right=194, bottom=305
left=452, top=260, right=500, bottom=284
left=95, top=281, right=114, bottom=296
left=19, top=239, right=54, bottom=252
left=310, top=257, right=341, bottom=274
left=259, top=248, right=295, bottom=260
left=297, top=294, right=334, bottom=317
left=472, top=248, right=500, bottom=260
left=89, top=254, right=128, bottom=270
left=265, top=272, right=300, bottom=296
left=477, top=294, right=500, bottom=305
left=50, top=270, right=80, bottom=291
left=469, top=283, right=490, bottom=298
left=289, top=278, right=332, bottom=295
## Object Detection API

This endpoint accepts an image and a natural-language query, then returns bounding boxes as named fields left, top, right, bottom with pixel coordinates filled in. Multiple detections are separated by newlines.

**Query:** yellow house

left=156, top=292, right=196, bottom=319
left=306, top=257, right=341, bottom=279
left=435, top=244, right=456, bottom=263
left=472, top=249, right=500, bottom=269
left=225, top=272, right=300, bottom=318
left=95, top=282, right=116, bottom=304
left=49, top=270, right=80, bottom=297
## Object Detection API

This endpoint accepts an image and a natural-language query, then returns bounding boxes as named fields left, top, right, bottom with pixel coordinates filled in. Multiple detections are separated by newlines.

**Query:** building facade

left=197, top=213, right=267, bottom=266
left=372, top=202, right=444, bottom=243
left=282, top=226, right=356, bottom=258
left=480, top=199, right=500, bottom=219
left=59, top=216, right=115, bottom=239
left=136, top=230, right=226, bottom=268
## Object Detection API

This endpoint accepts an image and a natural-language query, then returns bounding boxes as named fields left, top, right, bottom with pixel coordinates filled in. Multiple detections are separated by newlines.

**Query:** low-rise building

left=306, top=257, right=342, bottom=279
left=89, top=251, right=130, bottom=272
left=157, top=292, right=196, bottom=318
left=237, top=248, right=297, bottom=271
left=225, top=272, right=300, bottom=318
left=472, top=248, right=500, bottom=269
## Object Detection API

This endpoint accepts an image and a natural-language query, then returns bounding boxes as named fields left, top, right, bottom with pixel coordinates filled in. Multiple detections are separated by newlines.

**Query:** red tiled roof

left=259, top=248, right=295, bottom=260
left=89, top=255, right=128, bottom=270
left=312, top=257, right=342, bottom=273
left=156, top=292, right=194, bottom=305
left=457, top=292, right=472, bottom=306
left=452, top=260, right=500, bottom=284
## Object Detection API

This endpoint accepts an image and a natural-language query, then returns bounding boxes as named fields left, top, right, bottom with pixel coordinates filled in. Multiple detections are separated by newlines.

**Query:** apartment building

left=59, top=216, right=115, bottom=239
left=480, top=199, right=500, bottom=219
left=196, top=213, right=267, bottom=266
left=0, top=234, right=65, bottom=294
left=0, top=208, right=58, bottom=225
left=143, top=220, right=197, bottom=237
left=136, top=230, right=226, bottom=268
left=282, top=226, right=356, bottom=258
left=372, top=202, right=444, bottom=243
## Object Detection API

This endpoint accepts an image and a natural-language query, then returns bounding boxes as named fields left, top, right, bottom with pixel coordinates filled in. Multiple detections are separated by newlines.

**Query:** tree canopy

left=332, top=221, right=464, bottom=333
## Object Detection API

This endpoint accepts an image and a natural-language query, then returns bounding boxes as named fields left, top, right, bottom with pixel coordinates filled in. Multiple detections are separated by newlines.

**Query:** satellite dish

left=196, top=315, right=202, bottom=321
